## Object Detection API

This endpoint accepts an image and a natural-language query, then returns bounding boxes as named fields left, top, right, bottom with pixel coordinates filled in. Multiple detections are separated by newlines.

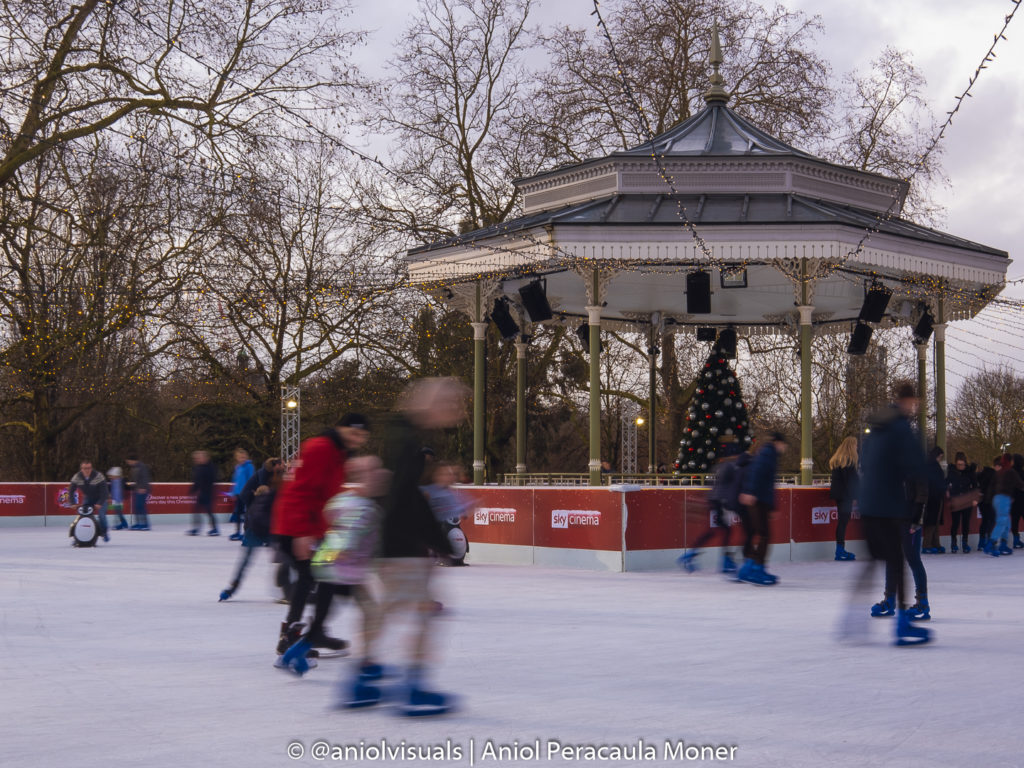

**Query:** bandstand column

left=648, top=346, right=657, bottom=473
left=797, top=305, right=814, bottom=485
left=472, top=296, right=488, bottom=484
left=515, top=338, right=528, bottom=475
left=934, top=316, right=947, bottom=456
left=916, top=341, right=928, bottom=450
left=587, top=304, right=603, bottom=486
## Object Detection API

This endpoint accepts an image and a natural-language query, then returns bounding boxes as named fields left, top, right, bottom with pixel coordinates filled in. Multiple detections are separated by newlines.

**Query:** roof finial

left=703, top=21, right=731, bottom=105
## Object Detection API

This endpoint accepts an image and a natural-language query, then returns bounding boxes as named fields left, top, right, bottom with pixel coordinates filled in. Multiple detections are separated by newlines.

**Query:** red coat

left=271, top=430, right=347, bottom=538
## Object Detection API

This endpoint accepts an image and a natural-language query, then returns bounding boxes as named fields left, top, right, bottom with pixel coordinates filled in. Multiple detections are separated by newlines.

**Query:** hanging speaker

left=696, top=327, right=717, bottom=342
left=913, top=310, right=934, bottom=344
left=518, top=280, right=553, bottom=322
left=686, top=271, right=711, bottom=314
left=490, top=298, right=519, bottom=339
left=847, top=322, right=873, bottom=355
left=716, top=328, right=737, bottom=359
left=576, top=322, right=602, bottom=354
left=858, top=283, right=892, bottom=323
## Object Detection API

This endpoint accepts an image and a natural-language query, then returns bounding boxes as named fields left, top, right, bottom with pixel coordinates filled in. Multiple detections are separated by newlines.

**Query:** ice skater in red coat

left=271, top=413, right=370, bottom=663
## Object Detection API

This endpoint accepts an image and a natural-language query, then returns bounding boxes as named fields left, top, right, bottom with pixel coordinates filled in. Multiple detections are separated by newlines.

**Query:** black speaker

left=576, top=322, right=602, bottom=353
left=518, top=280, right=553, bottom=322
left=847, top=322, right=873, bottom=355
left=686, top=271, right=711, bottom=314
left=858, top=284, right=892, bottom=323
left=696, top=327, right=717, bottom=342
left=716, top=328, right=737, bottom=359
left=913, top=310, right=934, bottom=343
left=490, top=298, right=519, bottom=339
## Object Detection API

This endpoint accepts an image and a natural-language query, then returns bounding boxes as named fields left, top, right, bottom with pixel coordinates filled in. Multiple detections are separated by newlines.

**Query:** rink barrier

left=0, top=482, right=236, bottom=528
left=2, top=483, right=973, bottom=571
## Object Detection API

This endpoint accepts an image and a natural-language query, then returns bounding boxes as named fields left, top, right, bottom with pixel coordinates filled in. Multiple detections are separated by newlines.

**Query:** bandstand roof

left=407, top=30, right=1010, bottom=335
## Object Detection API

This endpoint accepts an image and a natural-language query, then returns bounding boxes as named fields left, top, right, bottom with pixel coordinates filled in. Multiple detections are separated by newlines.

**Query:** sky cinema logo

left=811, top=507, right=838, bottom=525
left=474, top=508, right=516, bottom=526
left=551, top=509, right=602, bottom=529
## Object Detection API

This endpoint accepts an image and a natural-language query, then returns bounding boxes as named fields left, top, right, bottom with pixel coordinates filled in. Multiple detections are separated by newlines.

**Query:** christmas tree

left=674, top=346, right=752, bottom=473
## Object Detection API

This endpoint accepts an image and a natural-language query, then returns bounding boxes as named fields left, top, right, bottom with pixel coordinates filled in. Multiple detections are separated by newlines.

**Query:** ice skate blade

left=895, top=636, right=931, bottom=646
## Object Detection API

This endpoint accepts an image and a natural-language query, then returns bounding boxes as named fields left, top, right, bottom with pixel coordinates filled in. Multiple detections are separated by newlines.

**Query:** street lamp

left=281, top=386, right=301, bottom=461
left=636, top=417, right=645, bottom=426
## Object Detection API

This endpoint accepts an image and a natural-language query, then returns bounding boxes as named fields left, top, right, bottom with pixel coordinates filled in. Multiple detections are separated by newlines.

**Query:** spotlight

left=686, top=271, right=711, bottom=314
left=696, top=327, right=717, bottom=342
left=716, top=328, right=737, bottom=359
left=858, top=283, right=892, bottom=323
left=847, top=321, right=873, bottom=355
left=912, top=309, right=934, bottom=344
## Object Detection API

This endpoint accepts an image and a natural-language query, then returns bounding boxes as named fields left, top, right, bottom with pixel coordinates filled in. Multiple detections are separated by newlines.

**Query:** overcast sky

left=347, top=0, right=1024, bottom=393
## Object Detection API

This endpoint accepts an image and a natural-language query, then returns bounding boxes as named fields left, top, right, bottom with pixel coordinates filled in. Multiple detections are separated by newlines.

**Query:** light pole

left=281, top=385, right=300, bottom=462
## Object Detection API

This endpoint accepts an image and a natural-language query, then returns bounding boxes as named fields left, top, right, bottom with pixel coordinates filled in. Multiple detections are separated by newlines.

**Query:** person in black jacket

left=829, top=437, right=859, bottom=561
left=977, top=456, right=1000, bottom=552
left=187, top=450, right=219, bottom=536
left=371, top=377, right=466, bottom=716
left=679, top=444, right=750, bottom=574
left=69, top=460, right=109, bottom=542
left=921, top=447, right=947, bottom=554
left=946, top=452, right=979, bottom=553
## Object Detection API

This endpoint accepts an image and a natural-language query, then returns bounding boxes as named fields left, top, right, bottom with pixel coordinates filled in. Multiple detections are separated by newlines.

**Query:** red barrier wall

left=0, top=483, right=46, bottom=517
left=0, top=483, right=236, bottom=520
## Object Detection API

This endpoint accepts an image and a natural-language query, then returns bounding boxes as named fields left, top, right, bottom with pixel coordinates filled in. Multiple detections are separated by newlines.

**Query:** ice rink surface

left=1, top=527, right=1022, bottom=768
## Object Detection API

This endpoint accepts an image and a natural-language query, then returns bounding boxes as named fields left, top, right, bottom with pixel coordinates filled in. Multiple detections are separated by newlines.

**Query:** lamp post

left=281, top=386, right=300, bottom=462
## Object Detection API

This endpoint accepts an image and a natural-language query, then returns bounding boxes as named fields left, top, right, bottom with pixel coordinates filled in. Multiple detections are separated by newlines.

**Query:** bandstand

left=408, top=29, right=1009, bottom=492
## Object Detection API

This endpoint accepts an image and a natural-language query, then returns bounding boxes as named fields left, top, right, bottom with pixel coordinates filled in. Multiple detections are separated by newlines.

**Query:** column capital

left=916, top=341, right=928, bottom=359
left=585, top=305, right=603, bottom=325
left=471, top=322, right=488, bottom=341
left=515, top=340, right=528, bottom=359
left=933, top=323, right=946, bottom=342
left=796, top=305, right=814, bottom=325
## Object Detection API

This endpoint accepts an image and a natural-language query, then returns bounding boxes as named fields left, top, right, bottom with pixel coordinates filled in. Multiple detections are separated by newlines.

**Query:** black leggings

left=979, top=502, right=994, bottom=541
left=692, top=504, right=732, bottom=549
left=949, top=507, right=972, bottom=540
left=860, top=516, right=906, bottom=608
left=742, top=502, right=771, bottom=565
left=276, top=536, right=350, bottom=636
left=835, top=501, right=852, bottom=546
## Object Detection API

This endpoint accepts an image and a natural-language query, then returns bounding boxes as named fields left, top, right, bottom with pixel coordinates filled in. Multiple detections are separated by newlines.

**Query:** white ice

left=1, top=527, right=1021, bottom=768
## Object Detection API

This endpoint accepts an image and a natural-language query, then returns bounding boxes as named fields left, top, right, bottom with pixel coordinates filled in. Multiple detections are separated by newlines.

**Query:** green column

left=648, top=349, right=657, bottom=473
left=587, top=304, right=602, bottom=486
left=472, top=320, right=487, bottom=485
left=798, top=305, right=814, bottom=485
left=934, top=317, right=947, bottom=455
left=515, top=339, right=528, bottom=475
left=916, top=342, right=928, bottom=450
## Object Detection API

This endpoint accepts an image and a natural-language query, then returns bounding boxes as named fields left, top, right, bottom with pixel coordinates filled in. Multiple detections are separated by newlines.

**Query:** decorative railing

left=496, top=473, right=832, bottom=487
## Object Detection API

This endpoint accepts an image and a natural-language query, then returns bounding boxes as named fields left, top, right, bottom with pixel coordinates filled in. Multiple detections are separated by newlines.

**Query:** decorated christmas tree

left=674, top=347, right=752, bottom=473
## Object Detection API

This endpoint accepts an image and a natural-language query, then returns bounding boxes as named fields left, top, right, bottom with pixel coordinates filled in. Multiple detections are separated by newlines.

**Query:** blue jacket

left=741, top=443, right=779, bottom=507
left=232, top=460, right=255, bottom=496
left=858, top=405, right=927, bottom=519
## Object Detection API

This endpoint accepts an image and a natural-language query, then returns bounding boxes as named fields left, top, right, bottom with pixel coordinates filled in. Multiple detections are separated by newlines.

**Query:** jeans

left=132, top=492, right=150, bottom=527
left=991, top=494, right=1012, bottom=544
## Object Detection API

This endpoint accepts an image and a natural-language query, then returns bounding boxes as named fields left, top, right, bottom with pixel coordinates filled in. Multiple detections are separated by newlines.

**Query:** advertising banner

left=533, top=489, right=622, bottom=551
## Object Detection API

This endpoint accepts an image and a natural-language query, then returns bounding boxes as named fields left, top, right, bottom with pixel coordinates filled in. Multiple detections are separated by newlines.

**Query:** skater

left=107, top=467, right=129, bottom=530
left=229, top=448, right=255, bottom=541
left=289, top=457, right=389, bottom=696
left=977, top=456, right=1000, bottom=552
left=920, top=447, right=946, bottom=553
left=987, top=454, right=1023, bottom=556
left=374, top=378, right=467, bottom=715
left=840, top=381, right=930, bottom=646
left=1012, top=454, right=1024, bottom=549
left=828, top=437, right=859, bottom=561
left=69, top=460, right=109, bottom=542
left=187, top=450, right=219, bottom=536
left=125, top=454, right=152, bottom=530
left=679, top=443, right=749, bottom=573
left=270, top=413, right=370, bottom=660
left=219, top=460, right=283, bottom=601
left=946, top=452, right=979, bottom=553
left=737, top=432, right=787, bottom=585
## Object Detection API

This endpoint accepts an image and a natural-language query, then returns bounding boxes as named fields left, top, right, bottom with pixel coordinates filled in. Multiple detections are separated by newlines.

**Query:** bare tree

left=534, top=0, right=833, bottom=162
left=948, top=367, right=1024, bottom=463
left=824, top=46, right=948, bottom=224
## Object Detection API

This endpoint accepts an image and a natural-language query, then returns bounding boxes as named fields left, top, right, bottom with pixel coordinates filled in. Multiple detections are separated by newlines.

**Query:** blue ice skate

left=834, top=546, right=855, bottom=561
left=895, top=610, right=931, bottom=646
left=906, top=597, right=930, bottom=621
left=870, top=595, right=895, bottom=617
left=720, top=553, right=738, bottom=574
left=677, top=550, right=699, bottom=573
left=1015, top=534, right=1024, bottom=549
left=998, top=540, right=1013, bottom=555
left=279, top=638, right=314, bottom=676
